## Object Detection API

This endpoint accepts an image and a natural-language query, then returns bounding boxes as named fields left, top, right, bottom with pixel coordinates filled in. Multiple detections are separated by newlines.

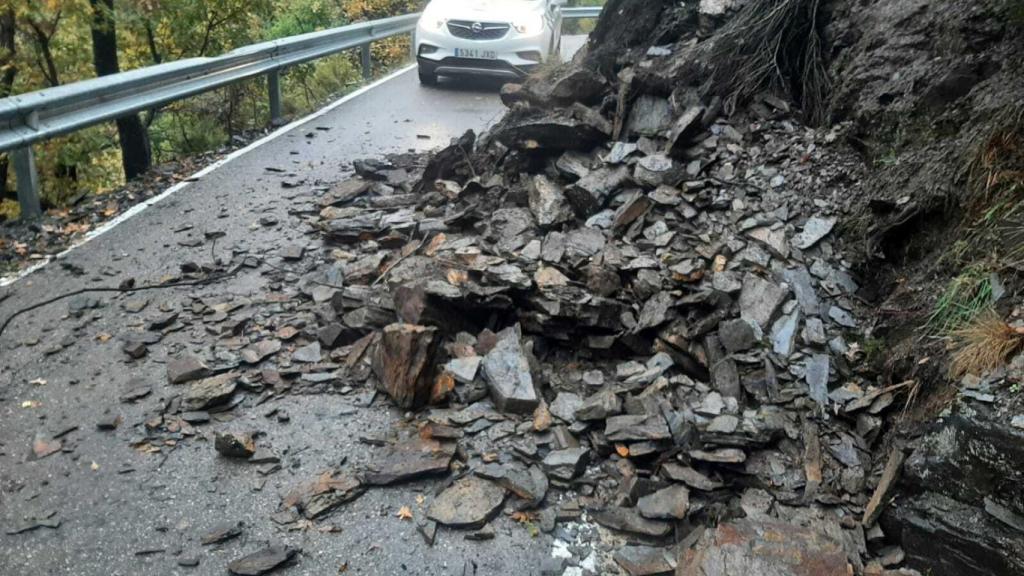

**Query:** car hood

left=425, top=0, right=545, bottom=22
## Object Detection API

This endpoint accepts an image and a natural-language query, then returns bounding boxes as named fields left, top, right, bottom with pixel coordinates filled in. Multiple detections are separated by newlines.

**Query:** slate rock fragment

left=565, top=165, right=632, bottom=217
left=794, top=216, right=837, bottom=250
left=576, top=390, right=622, bottom=421
left=215, top=432, right=256, bottom=459
left=363, top=437, right=456, bottom=486
left=542, top=447, right=590, bottom=481
left=167, top=355, right=211, bottom=384
left=549, top=392, right=583, bottom=423
left=427, top=476, right=506, bottom=529
left=590, top=507, right=671, bottom=537
left=678, top=519, right=848, bottom=575
left=227, top=546, right=299, bottom=576
left=719, top=318, right=758, bottom=353
left=241, top=340, right=281, bottom=364
left=529, top=175, right=571, bottom=227
left=480, top=325, right=538, bottom=414
left=805, top=354, right=831, bottom=408
left=739, top=275, right=789, bottom=329
left=476, top=462, right=548, bottom=509
left=291, top=342, right=322, bottom=363
left=605, top=414, right=671, bottom=442
left=201, top=521, right=243, bottom=545
left=661, top=463, right=724, bottom=491
left=637, top=484, right=689, bottom=520
left=372, top=324, right=440, bottom=410
left=281, top=470, right=364, bottom=519
left=614, top=545, right=676, bottom=576
left=183, top=374, right=238, bottom=411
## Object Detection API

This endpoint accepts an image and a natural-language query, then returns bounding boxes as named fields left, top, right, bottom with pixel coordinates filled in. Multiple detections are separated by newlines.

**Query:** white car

left=415, top=0, right=565, bottom=85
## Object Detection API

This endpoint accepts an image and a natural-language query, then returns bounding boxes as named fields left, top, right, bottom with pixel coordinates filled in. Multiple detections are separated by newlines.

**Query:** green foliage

left=151, top=108, right=229, bottom=157
left=564, top=0, right=605, bottom=34
left=0, top=0, right=422, bottom=208
left=926, top=266, right=995, bottom=336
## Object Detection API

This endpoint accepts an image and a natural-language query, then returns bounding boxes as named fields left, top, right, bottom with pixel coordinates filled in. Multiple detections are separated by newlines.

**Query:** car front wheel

left=418, top=65, right=438, bottom=86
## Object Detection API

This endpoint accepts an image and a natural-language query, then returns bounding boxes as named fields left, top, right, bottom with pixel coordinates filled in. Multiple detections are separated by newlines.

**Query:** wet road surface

left=0, top=38, right=590, bottom=576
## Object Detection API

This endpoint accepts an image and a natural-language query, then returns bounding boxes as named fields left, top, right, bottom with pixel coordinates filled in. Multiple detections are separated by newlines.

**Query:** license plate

left=455, top=48, right=496, bottom=59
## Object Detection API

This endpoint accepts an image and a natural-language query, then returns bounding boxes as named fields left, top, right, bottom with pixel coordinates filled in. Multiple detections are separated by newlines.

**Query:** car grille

left=447, top=20, right=510, bottom=41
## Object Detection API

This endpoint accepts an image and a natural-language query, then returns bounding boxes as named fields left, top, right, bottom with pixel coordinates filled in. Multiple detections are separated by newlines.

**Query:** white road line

left=1, top=64, right=417, bottom=288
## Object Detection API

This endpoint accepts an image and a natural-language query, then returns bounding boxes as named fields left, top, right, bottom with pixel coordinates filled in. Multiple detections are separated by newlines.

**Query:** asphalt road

left=0, top=38, right=592, bottom=576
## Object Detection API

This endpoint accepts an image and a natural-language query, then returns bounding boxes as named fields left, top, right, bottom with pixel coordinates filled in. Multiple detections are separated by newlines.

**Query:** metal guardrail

left=2, top=5, right=602, bottom=219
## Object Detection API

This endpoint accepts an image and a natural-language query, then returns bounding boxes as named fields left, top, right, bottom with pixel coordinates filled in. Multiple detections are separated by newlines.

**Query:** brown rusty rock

left=372, top=323, right=440, bottom=410
left=677, top=519, right=850, bottom=576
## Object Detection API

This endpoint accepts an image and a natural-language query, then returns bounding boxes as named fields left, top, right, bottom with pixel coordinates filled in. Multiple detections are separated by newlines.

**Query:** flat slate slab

left=428, top=476, right=506, bottom=529
left=227, top=545, right=298, bottom=575
left=362, top=437, right=456, bottom=486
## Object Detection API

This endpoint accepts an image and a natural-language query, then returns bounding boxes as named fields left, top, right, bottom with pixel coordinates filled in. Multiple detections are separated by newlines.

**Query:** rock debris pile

left=123, top=46, right=923, bottom=575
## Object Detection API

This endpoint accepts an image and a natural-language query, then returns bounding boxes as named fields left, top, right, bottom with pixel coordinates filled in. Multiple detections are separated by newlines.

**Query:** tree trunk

left=89, top=0, right=152, bottom=180
left=1, top=7, right=16, bottom=201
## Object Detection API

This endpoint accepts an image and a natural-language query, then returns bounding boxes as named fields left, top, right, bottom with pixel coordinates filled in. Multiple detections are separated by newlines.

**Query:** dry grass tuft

left=956, top=107, right=1024, bottom=267
left=967, top=119, right=1024, bottom=207
left=949, top=309, right=1024, bottom=378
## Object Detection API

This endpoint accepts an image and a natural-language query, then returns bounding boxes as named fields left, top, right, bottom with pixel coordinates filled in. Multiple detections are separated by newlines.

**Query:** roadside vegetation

left=0, top=0, right=606, bottom=221
left=0, top=0, right=421, bottom=219
left=931, top=108, right=1024, bottom=376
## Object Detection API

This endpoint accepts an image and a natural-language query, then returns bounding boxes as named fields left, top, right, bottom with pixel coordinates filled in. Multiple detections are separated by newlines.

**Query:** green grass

left=926, top=266, right=995, bottom=336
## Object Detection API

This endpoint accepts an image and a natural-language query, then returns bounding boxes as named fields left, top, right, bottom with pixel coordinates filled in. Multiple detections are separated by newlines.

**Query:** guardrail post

left=410, top=31, right=417, bottom=61
left=12, top=147, right=42, bottom=220
left=360, top=43, right=372, bottom=82
left=267, top=69, right=283, bottom=126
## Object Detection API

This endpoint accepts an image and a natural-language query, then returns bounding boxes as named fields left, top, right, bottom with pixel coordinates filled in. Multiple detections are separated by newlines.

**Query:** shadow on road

left=429, top=75, right=511, bottom=94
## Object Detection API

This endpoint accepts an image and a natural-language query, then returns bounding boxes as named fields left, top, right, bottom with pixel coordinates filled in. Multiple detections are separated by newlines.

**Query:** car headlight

left=419, top=4, right=445, bottom=30
left=513, top=14, right=544, bottom=35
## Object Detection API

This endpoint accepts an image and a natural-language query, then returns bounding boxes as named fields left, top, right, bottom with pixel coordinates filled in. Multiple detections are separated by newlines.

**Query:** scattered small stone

left=167, top=354, right=211, bottom=384
left=201, top=521, right=243, bottom=545
left=590, top=507, right=671, bottom=537
left=214, top=432, right=256, bottom=459
left=96, top=413, right=122, bottom=431
left=227, top=545, right=299, bottom=576
left=291, top=342, right=322, bottom=363
left=637, top=484, right=689, bottom=520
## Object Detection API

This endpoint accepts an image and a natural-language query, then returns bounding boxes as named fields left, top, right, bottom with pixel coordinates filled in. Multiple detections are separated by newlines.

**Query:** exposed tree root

left=701, top=0, right=831, bottom=125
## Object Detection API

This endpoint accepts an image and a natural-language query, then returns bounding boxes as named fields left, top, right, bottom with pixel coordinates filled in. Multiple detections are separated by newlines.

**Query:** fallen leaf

left=533, top=402, right=552, bottom=432
left=511, top=511, right=537, bottom=523
left=96, top=333, right=113, bottom=342
left=21, top=400, right=40, bottom=408
left=615, top=444, right=630, bottom=458
left=397, top=506, right=413, bottom=521
left=713, top=254, right=728, bottom=273
left=447, top=268, right=469, bottom=286
left=62, top=222, right=91, bottom=235
left=29, top=378, right=47, bottom=386
left=425, top=233, right=447, bottom=257
left=415, top=494, right=426, bottom=506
